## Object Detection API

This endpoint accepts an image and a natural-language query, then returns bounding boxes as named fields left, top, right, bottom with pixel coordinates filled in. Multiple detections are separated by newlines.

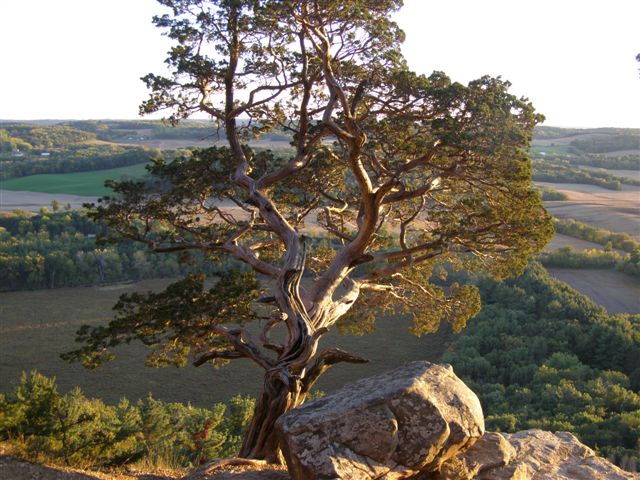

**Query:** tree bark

left=237, top=343, right=368, bottom=462
left=239, top=367, right=303, bottom=463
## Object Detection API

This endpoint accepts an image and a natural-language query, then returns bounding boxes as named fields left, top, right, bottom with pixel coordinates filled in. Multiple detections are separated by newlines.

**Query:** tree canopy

left=66, top=0, right=552, bottom=462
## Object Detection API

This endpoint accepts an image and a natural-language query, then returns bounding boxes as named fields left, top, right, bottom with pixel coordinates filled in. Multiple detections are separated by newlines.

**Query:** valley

left=0, top=278, right=452, bottom=406
left=1, top=123, right=639, bottom=314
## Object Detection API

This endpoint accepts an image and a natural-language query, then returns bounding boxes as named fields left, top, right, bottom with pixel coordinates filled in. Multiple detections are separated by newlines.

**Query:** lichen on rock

left=275, top=361, right=485, bottom=480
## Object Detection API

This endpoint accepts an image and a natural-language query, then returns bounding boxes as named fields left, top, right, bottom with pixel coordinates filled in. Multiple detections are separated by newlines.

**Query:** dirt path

left=546, top=268, right=640, bottom=314
left=0, top=455, right=178, bottom=480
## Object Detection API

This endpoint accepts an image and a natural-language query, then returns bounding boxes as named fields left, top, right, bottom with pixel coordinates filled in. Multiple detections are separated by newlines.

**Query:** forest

left=569, top=133, right=640, bottom=154
left=444, top=263, right=640, bottom=471
left=0, top=210, right=239, bottom=291
left=538, top=246, right=640, bottom=278
left=0, top=124, right=96, bottom=151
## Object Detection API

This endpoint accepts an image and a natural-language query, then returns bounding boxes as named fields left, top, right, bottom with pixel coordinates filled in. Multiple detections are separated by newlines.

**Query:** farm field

left=0, top=279, right=452, bottom=407
left=0, top=189, right=99, bottom=212
left=543, top=233, right=625, bottom=254
left=601, top=149, right=640, bottom=157
left=0, top=163, right=149, bottom=197
left=537, top=181, right=640, bottom=238
left=546, top=268, right=640, bottom=315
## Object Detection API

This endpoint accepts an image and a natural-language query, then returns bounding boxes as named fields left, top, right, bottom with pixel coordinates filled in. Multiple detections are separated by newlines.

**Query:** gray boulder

left=275, top=361, right=484, bottom=480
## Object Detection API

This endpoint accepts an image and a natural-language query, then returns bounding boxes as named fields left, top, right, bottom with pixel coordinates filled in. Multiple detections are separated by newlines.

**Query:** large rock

left=434, top=429, right=639, bottom=480
left=433, top=432, right=516, bottom=479
left=275, top=361, right=484, bottom=480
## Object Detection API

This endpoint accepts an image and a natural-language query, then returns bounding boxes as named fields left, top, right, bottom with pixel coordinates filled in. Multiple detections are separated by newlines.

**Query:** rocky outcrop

left=275, top=361, right=485, bottom=480
left=433, top=429, right=639, bottom=480
left=186, top=362, right=637, bottom=480
left=433, top=431, right=516, bottom=479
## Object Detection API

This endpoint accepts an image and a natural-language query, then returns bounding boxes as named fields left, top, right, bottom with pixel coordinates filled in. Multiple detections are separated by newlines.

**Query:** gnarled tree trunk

left=238, top=337, right=368, bottom=462
left=239, top=370, right=303, bottom=463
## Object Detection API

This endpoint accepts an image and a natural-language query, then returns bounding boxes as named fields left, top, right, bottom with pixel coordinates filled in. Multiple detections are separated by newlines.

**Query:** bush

left=0, top=371, right=254, bottom=469
left=538, top=186, right=569, bottom=201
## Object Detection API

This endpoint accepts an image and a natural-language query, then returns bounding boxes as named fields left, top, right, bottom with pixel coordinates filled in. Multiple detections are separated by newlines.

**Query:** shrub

left=0, top=371, right=253, bottom=469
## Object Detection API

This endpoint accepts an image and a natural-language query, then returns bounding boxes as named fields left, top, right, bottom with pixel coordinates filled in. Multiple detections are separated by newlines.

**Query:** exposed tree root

left=198, top=457, right=272, bottom=474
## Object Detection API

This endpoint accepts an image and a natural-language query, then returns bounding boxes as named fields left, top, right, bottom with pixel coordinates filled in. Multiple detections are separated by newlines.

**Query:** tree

left=63, top=0, right=552, bottom=462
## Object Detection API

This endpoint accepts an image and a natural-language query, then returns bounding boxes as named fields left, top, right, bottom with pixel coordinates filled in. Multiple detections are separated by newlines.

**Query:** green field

left=0, top=279, right=452, bottom=407
left=531, top=144, right=571, bottom=155
left=0, top=163, right=149, bottom=196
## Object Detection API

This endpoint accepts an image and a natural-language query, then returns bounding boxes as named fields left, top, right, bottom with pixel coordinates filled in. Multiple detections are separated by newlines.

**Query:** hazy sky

left=1, top=0, right=638, bottom=128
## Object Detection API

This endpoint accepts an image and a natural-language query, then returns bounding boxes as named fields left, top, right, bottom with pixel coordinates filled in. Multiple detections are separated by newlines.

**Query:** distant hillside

left=0, top=124, right=95, bottom=152
left=531, top=126, right=639, bottom=181
left=533, top=126, right=639, bottom=155
left=534, top=126, right=640, bottom=140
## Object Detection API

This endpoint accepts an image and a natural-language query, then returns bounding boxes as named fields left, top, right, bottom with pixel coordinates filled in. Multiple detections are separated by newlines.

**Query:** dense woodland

left=444, top=263, right=640, bottom=470
left=569, top=133, right=640, bottom=154
left=570, top=154, right=639, bottom=170
left=0, top=210, right=236, bottom=291
left=0, top=124, right=96, bottom=151
left=537, top=185, right=569, bottom=201
left=538, top=246, right=640, bottom=278
left=3, top=209, right=638, bottom=291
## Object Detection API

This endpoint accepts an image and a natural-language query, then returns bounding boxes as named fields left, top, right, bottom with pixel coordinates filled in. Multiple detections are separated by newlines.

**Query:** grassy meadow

left=0, top=278, right=453, bottom=407
left=0, top=163, right=149, bottom=196
left=545, top=268, right=640, bottom=315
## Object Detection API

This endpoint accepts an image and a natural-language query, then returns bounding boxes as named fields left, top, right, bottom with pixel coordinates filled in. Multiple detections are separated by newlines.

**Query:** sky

left=0, top=0, right=638, bottom=128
